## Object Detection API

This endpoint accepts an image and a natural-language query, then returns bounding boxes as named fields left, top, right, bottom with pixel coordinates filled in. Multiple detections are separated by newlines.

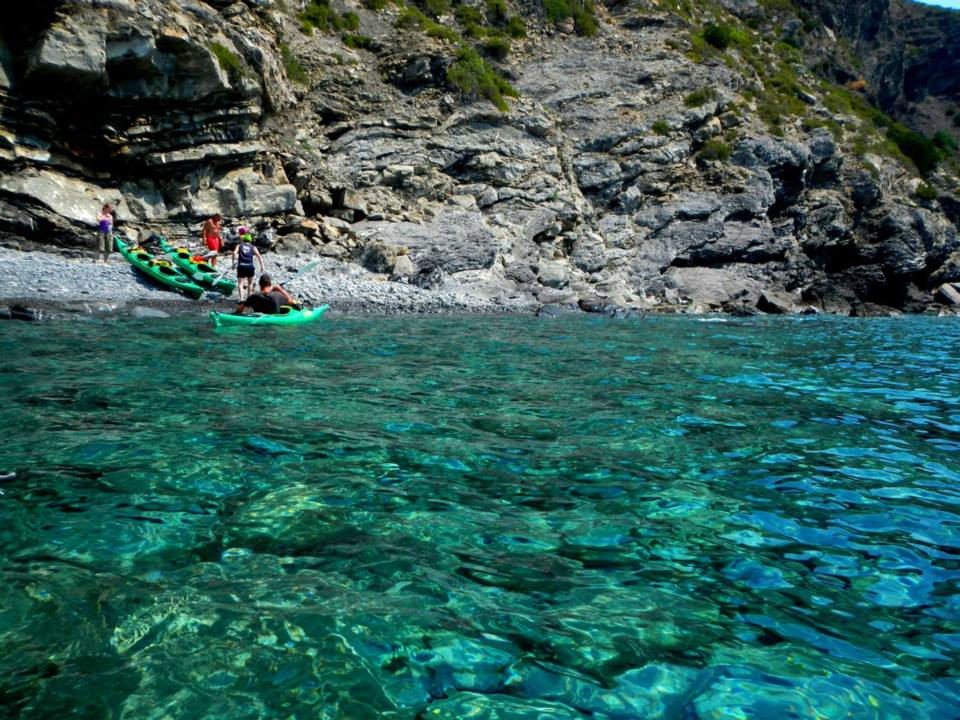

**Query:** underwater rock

left=244, top=435, right=299, bottom=455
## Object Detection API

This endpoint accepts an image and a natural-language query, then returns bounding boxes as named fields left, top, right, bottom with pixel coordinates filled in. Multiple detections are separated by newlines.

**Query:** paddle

left=272, top=259, right=323, bottom=308
left=280, top=259, right=322, bottom=286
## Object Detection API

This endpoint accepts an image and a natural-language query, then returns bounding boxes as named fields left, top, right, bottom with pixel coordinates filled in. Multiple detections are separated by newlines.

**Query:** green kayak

left=210, top=304, right=329, bottom=327
left=116, top=237, right=204, bottom=299
left=159, top=238, right=236, bottom=296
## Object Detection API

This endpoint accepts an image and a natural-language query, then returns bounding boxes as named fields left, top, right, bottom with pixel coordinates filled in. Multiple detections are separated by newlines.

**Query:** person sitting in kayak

left=202, top=214, right=223, bottom=267
left=234, top=274, right=299, bottom=315
left=232, top=231, right=264, bottom=301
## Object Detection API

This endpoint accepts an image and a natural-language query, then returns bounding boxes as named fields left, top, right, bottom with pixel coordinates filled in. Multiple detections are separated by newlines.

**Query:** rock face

left=0, top=0, right=958, bottom=314
left=797, top=0, right=960, bottom=132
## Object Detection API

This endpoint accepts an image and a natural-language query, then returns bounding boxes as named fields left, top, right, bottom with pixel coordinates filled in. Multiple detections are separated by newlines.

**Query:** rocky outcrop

left=0, top=0, right=957, bottom=314
left=796, top=0, right=960, bottom=135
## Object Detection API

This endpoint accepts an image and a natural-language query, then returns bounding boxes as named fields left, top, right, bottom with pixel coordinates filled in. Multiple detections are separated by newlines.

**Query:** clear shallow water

left=1, top=314, right=959, bottom=719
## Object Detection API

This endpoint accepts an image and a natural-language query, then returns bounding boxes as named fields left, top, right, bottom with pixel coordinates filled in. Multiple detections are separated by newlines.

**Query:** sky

left=911, top=0, right=960, bottom=8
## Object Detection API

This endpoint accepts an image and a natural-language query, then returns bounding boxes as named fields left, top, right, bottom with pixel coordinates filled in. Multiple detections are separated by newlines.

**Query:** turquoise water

left=1, top=314, right=959, bottom=719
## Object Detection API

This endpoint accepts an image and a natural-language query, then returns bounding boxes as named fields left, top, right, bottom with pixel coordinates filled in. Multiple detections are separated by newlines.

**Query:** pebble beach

left=0, top=247, right=540, bottom=318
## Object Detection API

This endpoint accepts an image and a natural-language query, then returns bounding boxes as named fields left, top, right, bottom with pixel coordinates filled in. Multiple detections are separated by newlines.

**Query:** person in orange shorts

left=201, top=213, right=223, bottom=267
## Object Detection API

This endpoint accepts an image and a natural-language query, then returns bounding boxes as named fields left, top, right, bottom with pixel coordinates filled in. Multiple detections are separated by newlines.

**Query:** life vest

left=237, top=242, right=255, bottom=267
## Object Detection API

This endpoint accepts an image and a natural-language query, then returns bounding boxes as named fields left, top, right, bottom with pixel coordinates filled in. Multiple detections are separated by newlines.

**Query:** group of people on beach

left=97, top=205, right=298, bottom=314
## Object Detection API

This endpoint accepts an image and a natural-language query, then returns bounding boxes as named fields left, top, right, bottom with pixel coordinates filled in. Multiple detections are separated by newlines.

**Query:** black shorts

left=237, top=265, right=255, bottom=279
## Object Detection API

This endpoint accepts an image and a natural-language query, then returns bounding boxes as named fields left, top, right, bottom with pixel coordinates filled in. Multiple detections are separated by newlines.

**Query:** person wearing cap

left=233, top=274, right=298, bottom=315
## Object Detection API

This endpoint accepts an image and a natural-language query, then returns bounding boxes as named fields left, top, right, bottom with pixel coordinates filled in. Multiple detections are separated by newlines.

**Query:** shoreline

left=2, top=247, right=957, bottom=320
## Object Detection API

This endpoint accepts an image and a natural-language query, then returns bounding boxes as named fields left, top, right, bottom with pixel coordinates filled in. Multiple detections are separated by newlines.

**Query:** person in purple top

left=96, top=203, right=113, bottom=264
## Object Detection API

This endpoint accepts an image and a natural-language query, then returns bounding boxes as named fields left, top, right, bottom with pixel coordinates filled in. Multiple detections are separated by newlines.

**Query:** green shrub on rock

left=396, top=6, right=428, bottom=29
left=300, top=0, right=358, bottom=33
left=573, top=5, right=598, bottom=36
left=280, top=44, right=308, bottom=85
left=684, top=87, right=717, bottom=108
left=541, top=0, right=597, bottom=36
left=420, top=0, right=450, bottom=18
left=915, top=183, right=938, bottom=200
left=209, top=42, right=243, bottom=82
left=300, top=1, right=337, bottom=32
left=652, top=119, right=671, bottom=135
left=699, top=139, right=731, bottom=161
left=447, top=45, right=518, bottom=112
left=486, top=0, right=509, bottom=23
left=483, top=35, right=511, bottom=60
left=933, top=131, right=958, bottom=155
left=343, top=34, right=374, bottom=49
left=888, top=123, right=943, bottom=175
left=455, top=5, right=485, bottom=26
left=703, top=24, right=734, bottom=49
left=505, top=16, right=527, bottom=38
left=543, top=0, right=572, bottom=22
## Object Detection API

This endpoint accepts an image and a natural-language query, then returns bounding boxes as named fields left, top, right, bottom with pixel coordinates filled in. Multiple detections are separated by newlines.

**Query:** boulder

left=130, top=306, right=171, bottom=319
left=673, top=222, right=785, bottom=266
left=27, top=11, right=107, bottom=88
left=756, top=291, right=793, bottom=314
left=392, top=254, right=415, bottom=278
left=318, top=242, right=348, bottom=259
left=537, top=303, right=580, bottom=319
left=353, top=211, right=498, bottom=274
left=0, top=169, right=128, bottom=228
left=504, top=261, right=537, bottom=285
left=361, top=240, right=398, bottom=273
left=935, top=283, right=960, bottom=306
left=571, top=232, right=606, bottom=273
left=0, top=32, right=13, bottom=90
left=538, top=260, right=569, bottom=288
left=273, top=233, right=313, bottom=255
left=8, top=304, right=43, bottom=322
left=410, top=266, right=444, bottom=290
left=877, top=205, right=958, bottom=277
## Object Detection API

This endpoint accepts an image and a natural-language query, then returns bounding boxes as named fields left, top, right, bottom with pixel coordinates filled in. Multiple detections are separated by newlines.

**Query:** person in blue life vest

left=232, top=229, right=265, bottom=301
left=234, top=274, right=299, bottom=315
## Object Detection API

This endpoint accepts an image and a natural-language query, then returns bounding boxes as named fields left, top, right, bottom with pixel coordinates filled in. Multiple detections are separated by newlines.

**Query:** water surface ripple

left=1, top=315, right=958, bottom=719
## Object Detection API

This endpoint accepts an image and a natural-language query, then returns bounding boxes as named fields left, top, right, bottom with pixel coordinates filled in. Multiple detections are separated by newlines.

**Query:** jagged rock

left=361, top=240, right=397, bottom=273
left=409, top=266, right=444, bottom=290
left=537, top=303, right=579, bottom=318
left=538, top=260, right=569, bottom=289
left=718, top=0, right=762, bottom=18
left=27, top=11, right=107, bottom=88
left=851, top=170, right=882, bottom=209
left=756, top=291, right=794, bottom=314
left=130, top=306, right=170, bottom=318
left=877, top=205, right=958, bottom=277
left=663, top=266, right=765, bottom=307
left=935, top=283, right=960, bottom=306
left=0, top=169, right=128, bottom=229
left=571, top=232, right=605, bottom=273
left=354, top=212, right=498, bottom=274
left=8, top=304, right=43, bottom=321
left=318, top=242, right=348, bottom=259
left=504, top=261, right=537, bottom=285
left=274, top=232, right=313, bottom=255
left=930, top=250, right=960, bottom=285
left=391, top=254, right=415, bottom=278
left=674, top=222, right=786, bottom=266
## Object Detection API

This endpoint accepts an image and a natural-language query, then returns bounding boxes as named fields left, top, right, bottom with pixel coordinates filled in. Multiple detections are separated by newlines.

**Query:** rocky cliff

left=1, top=0, right=958, bottom=314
